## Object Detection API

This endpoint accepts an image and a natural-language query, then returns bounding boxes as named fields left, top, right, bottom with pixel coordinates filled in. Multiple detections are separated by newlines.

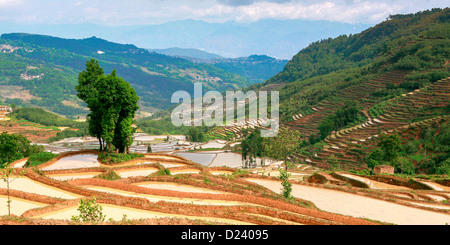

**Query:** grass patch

left=24, top=152, right=58, bottom=167
left=98, top=152, right=144, bottom=164
left=408, top=153, right=427, bottom=162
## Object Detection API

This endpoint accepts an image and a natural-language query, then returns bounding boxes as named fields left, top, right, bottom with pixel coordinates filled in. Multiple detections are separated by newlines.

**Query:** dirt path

left=338, top=173, right=411, bottom=190
left=245, top=178, right=450, bottom=225
left=414, top=179, right=450, bottom=191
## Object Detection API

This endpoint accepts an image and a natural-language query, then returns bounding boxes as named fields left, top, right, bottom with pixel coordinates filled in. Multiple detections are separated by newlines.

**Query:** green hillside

left=0, top=33, right=252, bottom=118
left=271, top=8, right=450, bottom=175
left=210, top=8, right=449, bottom=175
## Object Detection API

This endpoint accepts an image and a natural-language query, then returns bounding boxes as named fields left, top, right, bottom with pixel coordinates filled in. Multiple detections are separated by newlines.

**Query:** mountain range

left=0, top=33, right=284, bottom=117
left=0, top=19, right=371, bottom=59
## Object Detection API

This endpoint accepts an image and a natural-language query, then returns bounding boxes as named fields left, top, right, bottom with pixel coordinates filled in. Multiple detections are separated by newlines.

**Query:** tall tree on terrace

left=264, top=127, right=302, bottom=172
left=76, top=60, right=139, bottom=153
left=76, top=59, right=105, bottom=151
left=101, top=70, right=139, bottom=153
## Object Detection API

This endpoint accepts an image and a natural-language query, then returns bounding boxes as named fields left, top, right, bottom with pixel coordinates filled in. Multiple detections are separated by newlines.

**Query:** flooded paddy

left=34, top=203, right=253, bottom=224
left=134, top=181, right=227, bottom=194
left=46, top=172, right=104, bottom=181
left=115, top=168, right=159, bottom=178
left=0, top=196, right=47, bottom=216
left=175, top=151, right=262, bottom=169
left=83, top=185, right=250, bottom=206
left=0, top=177, right=81, bottom=199
left=41, top=154, right=100, bottom=171
left=175, top=152, right=216, bottom=166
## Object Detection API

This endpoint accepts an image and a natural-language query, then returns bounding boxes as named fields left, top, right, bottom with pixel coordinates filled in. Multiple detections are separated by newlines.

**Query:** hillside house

left=20, top=73, right=44, bottom=80
left=0, top=105, right=12, bottom=120
left=374, top=165, right=395, bottom=175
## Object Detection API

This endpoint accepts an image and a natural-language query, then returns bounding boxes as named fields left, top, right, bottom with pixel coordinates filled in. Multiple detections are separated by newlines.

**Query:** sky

left=0, top=0, right=447, bottom=25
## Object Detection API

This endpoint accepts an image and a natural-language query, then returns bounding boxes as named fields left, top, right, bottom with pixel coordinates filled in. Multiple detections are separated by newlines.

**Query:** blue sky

left=0, top=0, right=447, bottom=25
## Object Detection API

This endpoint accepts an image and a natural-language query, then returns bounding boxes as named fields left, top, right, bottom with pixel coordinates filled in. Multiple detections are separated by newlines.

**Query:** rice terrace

left=1, top=145, right=449, bottom=226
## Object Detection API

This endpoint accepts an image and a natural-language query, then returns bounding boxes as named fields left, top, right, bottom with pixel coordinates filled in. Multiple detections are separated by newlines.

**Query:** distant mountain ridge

left=151, top=48, right=290, bottom=84
left=204, top=55, right=289, bottom=84
left=150, top=47, right=224, bottom=60
left=0, top=33, right=255, bottom=117
left=0, top=19, right=371, bottom=59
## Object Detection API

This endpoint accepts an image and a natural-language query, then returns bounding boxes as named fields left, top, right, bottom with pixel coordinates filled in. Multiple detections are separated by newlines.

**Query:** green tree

left=264, top=127, right=302, bottom=172
left=392, top=156, right=415, bottom=175
left=241, top=128, right=264, bottom=168
left=187, top=127, right=206, bottom=142
left=378, top=133, right=402, bottom=162
left=0, top=132, right=44, bottom=167
left=76, top=59, right=105, bottom=150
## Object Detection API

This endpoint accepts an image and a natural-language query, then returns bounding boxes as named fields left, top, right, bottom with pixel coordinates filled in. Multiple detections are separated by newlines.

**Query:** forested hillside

left=0, top=33, right=253, bottom=117
left=212, top=8, right=449, bottom=175
left=268, top=8, right=450, bottom=175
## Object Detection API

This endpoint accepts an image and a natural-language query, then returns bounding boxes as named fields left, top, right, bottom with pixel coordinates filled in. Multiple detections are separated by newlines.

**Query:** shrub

left=96, top=171, right=121, bottom=180
left=71, top=197, right=106, bottom=224
left=157, top=168, right=171, bottom=176
left=98, top=152, right=144, bottom=164
left=279, top=169, right=293, bottom=199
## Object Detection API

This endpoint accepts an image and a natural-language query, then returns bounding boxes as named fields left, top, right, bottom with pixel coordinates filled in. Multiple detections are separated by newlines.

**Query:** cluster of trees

left=241, top=128, right=264, bottom=167
left=14, top=107, right=85, bottom=128
left=137, top=116, right=188, bottom=136
left=76, top=59, right=139, bottom=153
left=365, top=134, right=416, bottom=175
left=241, top=127, right=302, bottom=171
left=186, top=126, right=207, bottom=142
left=365, top=124, right=450, bottom=176
left=12, top=107, right=90, bottom=143
left=317, top=101, right=362, bottom=140
left=0, top=132, right=44, bottom=167
left=409, top=121, right=450, bottom=175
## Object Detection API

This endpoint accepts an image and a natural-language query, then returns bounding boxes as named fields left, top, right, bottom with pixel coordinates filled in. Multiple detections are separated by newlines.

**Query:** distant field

left=0, top=85, right=39, bottom=102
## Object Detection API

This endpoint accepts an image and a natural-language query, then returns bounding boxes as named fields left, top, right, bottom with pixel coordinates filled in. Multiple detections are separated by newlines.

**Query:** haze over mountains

left=0, top=19, right=371, bottom=59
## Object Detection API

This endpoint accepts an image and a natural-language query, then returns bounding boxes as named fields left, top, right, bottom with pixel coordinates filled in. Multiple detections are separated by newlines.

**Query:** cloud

left=192, top=0, right=403, bottom=24
left=196, top=0, right=447, bottom=24
left=0, top=0, right=22, bottom=8
left=0, top=0, right=447, bottom=25
left=216, top=0, right=292, bottom=6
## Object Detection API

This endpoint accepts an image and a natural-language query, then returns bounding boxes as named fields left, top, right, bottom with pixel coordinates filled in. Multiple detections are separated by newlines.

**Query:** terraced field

left=1, top=150, right=449, bottom=225
left=290, top=71, right=450, bottom=170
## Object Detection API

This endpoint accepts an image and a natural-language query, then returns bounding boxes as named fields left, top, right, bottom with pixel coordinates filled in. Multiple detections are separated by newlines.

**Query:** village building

left=0, top=105, right=12, bottom=120
left=373, top=165, right=395, bottom=175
